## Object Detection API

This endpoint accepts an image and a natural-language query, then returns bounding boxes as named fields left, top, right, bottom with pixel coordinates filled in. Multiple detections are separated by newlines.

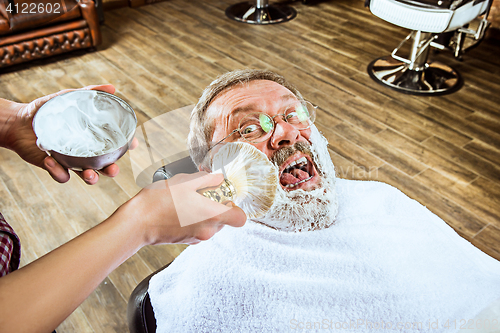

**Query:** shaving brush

left=197, top=142, right=279, bottom=219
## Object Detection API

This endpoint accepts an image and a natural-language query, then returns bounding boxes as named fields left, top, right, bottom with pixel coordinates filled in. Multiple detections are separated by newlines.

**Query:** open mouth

left=279, top=154, right=316, bottom=189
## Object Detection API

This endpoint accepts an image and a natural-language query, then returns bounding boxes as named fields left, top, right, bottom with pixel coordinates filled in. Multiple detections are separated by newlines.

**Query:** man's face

left=207, top=79, right=338, bottom=232
left=208, top=80, right=320, bottom=192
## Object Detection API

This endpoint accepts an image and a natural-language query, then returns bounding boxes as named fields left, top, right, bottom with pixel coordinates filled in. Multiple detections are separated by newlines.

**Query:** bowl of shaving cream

left=33, top=90, right=137, bottom=171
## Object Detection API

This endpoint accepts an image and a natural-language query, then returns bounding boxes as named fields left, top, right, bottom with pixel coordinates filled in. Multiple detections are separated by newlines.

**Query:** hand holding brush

left=197, top=142, right=279, bottom=219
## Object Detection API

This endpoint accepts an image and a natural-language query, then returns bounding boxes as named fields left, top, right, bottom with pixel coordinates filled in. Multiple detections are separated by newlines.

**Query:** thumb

left=84, top=84, right=116, bottom=94
left=218, top=203, right=247, bottom=228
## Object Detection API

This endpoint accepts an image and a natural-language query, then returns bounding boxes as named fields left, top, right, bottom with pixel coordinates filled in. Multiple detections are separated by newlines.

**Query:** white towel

left=149, top=179, right=500, bottom=332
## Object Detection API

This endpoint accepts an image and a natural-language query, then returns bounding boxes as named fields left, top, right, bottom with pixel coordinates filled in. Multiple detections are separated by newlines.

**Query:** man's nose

left=270, top=119, right=300, bottom=150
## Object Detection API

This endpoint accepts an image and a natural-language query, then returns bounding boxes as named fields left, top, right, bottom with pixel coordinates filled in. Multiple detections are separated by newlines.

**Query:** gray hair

left=187, top=69, right=304, bottom=167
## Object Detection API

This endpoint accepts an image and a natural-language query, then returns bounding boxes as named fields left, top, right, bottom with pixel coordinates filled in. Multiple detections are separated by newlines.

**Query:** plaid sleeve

left=0, top=213, right=21, bottom=277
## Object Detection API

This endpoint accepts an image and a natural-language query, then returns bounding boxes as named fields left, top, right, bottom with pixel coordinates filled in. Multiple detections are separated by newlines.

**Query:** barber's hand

left=121, top=172, right=247, bottom=245
left=1, top=85, right=137, bottom=185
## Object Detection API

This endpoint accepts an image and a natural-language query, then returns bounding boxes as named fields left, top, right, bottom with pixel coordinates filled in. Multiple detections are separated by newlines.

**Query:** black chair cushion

left=153, top=156, right=198, bottom=182
left=127, top=263, right=172, bottom=333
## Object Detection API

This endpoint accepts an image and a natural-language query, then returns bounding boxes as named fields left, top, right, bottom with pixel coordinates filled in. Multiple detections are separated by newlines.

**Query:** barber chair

left=128, top=159, right=197, bottom=333
left=128, top=263, right=172, bottom=333
left=225, top=0, right=297, bottom=24
left=152, top=156, right=198, bottom=182
left=366, top=0, right=492, bottom=95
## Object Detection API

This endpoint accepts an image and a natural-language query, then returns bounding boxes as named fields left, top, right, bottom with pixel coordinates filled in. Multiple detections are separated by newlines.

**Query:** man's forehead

left=209, top=80, right=298, bottom=118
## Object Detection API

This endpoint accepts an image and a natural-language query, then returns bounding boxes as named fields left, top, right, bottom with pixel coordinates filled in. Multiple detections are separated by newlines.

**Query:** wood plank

left=471, top=225, right=500, bottom=261
left=465, top=111, right=500, bottom=134
left=77, top=277, right=129, bottom=333
left=317, top=123, right=386, bottom=171
left=414, top=168, right=499, bottom=227
left=442, top=83, right=500, bottom=115
left=28, top=165, right=107, bottom=234
left=305, top=90, right=386, bottom=135
left=314, top=69, right=393, bottom=106
left=422, top=136, right=500, bottom=184
left=107, top=253, right=153, bottom=301
left=376, top=129, right=478, bottom=184
left=376, top=165, right=486, bottom=237
left=346, top=97, right=432, bottom=142
left=280, top=67, right=358, bottom=104
left=57, top=307, right=94, bottom=333
left=328, top=148, right=383, bottom=181
left=0, top=149, right=79, bottom=252
left=464, top=140, right=500, bottom=166
left=0, top=175, right=43, bottom=263
left=381, top=99, right=473, bottom=147
left=420, top=105, right=500, bottom=150
left=333, top=123, right=427, bottom=176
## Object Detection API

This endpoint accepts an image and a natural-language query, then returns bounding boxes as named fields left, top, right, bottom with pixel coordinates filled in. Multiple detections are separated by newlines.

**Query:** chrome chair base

left=367, top=56, right=463, bottom=95
left=225, top=1, right=297, bottom=24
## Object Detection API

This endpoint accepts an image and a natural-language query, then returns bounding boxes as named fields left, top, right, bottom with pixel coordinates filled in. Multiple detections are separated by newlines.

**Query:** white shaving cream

left=254, top=125, right=339, bottom=232
left=211, top=142, right=279, bottom=219
left=33, top=90, right=136, bottom=157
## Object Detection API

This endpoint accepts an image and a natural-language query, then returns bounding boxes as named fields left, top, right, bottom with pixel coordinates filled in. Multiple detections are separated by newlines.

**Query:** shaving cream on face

left=254, top=125, right=339, bottom=232
left=34, top=91, right=136, bottom=157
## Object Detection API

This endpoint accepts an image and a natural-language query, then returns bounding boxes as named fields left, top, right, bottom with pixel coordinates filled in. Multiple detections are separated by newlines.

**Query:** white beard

left=253, top=126, right=339, bottom=232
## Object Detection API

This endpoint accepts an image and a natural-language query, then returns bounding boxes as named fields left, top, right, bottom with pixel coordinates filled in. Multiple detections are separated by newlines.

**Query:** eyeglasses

left=209, top=101, right=317, bottom=150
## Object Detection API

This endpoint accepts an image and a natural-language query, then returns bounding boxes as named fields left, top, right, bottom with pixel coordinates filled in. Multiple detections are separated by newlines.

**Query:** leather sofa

left=0, top=0, right=101, bottom=68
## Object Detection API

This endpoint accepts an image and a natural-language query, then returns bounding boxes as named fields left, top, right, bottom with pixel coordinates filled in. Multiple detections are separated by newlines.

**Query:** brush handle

left=197, top=179, right=236, bottom=204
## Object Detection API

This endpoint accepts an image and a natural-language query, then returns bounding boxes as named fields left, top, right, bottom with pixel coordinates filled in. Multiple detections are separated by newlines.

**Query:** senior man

left=149, top=69, right=500, bottom=333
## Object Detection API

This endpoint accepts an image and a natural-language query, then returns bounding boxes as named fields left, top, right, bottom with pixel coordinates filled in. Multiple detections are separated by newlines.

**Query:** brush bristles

left=211, top=142, right=278, bottom=219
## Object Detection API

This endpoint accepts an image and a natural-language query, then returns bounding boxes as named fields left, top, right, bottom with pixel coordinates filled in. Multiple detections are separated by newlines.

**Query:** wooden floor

left=1, top=0, right=499, bottom=331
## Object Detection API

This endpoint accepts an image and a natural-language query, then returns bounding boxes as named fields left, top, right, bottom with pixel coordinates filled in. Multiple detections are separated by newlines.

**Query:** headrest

left=153, top=156, right=198, bottom=182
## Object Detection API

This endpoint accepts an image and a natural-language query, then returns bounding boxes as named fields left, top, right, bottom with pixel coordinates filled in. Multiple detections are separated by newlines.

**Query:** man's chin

left=259, top=127, right=338, bottom=232
left=256, top=172, right=338, bottom=232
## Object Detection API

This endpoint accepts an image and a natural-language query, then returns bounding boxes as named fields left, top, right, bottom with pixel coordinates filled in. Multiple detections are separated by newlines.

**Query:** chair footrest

left=225, top=1, right=296, bottom=24
left=367, top=56, right=463, bottom=95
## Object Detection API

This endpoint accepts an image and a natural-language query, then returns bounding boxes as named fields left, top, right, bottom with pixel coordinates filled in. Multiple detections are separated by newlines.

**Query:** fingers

left=78, top=169, right=99, bottom=185
left=99, top=164, right=120, bottom=177
left=193, top=172, right=225, bottom=189
left=83, top=84, right=116, bottom=94
left=167, top=172, right=224, bottom=190
left=217, top=205, right=247, bottom=228
left=77, top=164, right=119, bottom=185
left=189, top=206, right=245, bottom=244
left=193, top=199, right=246, bottom=229
left=171, top=172, right=247, bottom=228
left=129, top=137, right=139, bottom=150
left=43, top=157, right=70, bottom=183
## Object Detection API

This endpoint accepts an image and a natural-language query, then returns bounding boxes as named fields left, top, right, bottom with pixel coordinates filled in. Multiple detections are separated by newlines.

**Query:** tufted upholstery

left=0, top=0, right=101, bottom=68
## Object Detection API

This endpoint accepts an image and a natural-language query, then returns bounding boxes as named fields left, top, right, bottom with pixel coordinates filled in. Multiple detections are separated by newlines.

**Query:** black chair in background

left=225, top=0, right=297, bottom=24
